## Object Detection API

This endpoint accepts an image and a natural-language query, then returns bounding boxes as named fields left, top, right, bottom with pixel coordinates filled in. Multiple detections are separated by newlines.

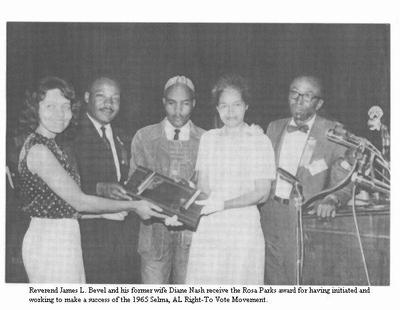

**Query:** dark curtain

left=7, top=22, right=390, bottom=139
left=5, top=22, right=390, bottom=283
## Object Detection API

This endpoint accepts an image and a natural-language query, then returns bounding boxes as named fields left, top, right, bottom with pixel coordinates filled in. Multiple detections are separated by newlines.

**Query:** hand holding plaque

left=124, top=166, right=205, bottom=230
left=164, top=215, right=183, bottom=227
left=196, top=193, right=225, bottom=215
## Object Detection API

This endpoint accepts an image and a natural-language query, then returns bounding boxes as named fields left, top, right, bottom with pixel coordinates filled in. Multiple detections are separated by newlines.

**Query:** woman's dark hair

left=18, top=76, right=80, bottom=134
left=211, top=74, right=251, bottom=107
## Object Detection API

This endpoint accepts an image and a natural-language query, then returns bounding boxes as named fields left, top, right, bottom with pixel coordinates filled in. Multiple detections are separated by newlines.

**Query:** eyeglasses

left=289, top=90, right=321, bottom=103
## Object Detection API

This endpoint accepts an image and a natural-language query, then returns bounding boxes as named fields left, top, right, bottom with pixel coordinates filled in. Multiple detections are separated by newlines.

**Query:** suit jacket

left=266, top=115, right=350, bottom=204
left=70, top=114, right=141, bottom=284
left=72, top=114, right=129, bottom=195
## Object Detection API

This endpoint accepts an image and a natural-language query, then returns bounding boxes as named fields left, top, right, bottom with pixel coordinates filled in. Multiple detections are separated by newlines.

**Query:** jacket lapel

left=82, top=114, right=107, bottom=149
left=274, top=119, right=291, bottom=166
left=83, top=114, right=119, bottom=181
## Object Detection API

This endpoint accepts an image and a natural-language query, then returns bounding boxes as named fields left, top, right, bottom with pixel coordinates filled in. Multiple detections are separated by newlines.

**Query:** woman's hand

left=177, top=178, right=196, bottom=189
left=133, top=200, right=166, bottom=220
left=196, top=194, right=225, bottom=215
left=101, top=211, right=129, bottom=221
left=164, top=215, right=183, bottom=227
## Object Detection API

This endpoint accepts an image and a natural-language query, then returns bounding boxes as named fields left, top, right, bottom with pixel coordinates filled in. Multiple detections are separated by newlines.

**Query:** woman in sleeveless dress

left=18, top=77, right=165, bottom=283
left=185, top=74, right=276, bottom=284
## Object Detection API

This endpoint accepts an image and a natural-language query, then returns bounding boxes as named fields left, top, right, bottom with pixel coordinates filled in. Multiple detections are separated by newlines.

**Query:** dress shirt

left=275, top=115, right=316, bottom=199
left=164, top=118, right=191, bottom=141
left=87, top=113, right=121, bottom=181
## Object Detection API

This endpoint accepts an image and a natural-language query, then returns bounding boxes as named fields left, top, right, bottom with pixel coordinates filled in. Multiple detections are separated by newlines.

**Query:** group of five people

left=16, top=73, right=350, bottom=284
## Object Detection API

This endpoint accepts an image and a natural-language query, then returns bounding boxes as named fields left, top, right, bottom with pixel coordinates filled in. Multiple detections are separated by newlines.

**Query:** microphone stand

left=292, top=181, right=305, bottom=285
left=380, top=123, right=390, bottom=161
left=300, top=125, right=390, bottom=285
left=277, top=168, right=305, bottom=285
left=278, top=124, right=390, bottom=285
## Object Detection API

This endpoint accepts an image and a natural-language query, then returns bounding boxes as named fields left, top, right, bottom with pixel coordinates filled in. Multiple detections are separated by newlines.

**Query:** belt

left=273, top=195, right=289, bottom=205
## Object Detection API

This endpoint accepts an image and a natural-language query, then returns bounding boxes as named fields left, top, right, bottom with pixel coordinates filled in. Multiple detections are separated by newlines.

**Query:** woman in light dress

left=185, top=74, right=276, bottom=284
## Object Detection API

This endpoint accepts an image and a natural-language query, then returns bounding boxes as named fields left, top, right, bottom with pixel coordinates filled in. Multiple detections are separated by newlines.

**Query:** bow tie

left=286, top=124, right=309, bottom=133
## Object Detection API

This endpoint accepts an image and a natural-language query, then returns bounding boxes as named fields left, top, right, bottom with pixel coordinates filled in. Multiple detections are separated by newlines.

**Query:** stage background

left=7, top=23, right=390, bottom=138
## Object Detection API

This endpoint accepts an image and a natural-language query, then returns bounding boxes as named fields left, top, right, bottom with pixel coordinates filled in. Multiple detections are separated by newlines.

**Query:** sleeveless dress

left=185, top=124, right=276, bottom=284
left=18, top=132, right=85, bottom=283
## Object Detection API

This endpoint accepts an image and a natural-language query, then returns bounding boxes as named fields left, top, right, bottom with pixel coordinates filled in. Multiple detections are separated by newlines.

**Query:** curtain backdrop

left=7, top=23, right=390, bottom=139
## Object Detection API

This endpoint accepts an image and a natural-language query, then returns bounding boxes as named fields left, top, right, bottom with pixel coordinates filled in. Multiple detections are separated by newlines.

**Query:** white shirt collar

left=163, top=118, right=191, bottom=141
left=289, top=114, right=317, bottom=130
left=87, top=113, right=111, bottom=136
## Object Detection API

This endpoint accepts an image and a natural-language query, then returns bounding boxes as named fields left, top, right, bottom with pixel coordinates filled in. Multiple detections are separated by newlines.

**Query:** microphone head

left=331, top=122, right=346, bottom=136
left=326, top=122, right=363, bottom=149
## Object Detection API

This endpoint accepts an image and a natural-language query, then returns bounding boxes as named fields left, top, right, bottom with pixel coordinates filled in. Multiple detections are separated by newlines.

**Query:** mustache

left=292, top=107, right=308, bottom=113
left=171, top=115, right=186, bottom=120
left=100, top=107, right=114, bottom=113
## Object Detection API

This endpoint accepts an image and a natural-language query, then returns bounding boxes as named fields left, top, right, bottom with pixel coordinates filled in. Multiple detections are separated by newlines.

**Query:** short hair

left=87, top=76, right=121, bottom=94
left=211, top=74, right=251, bottom=107
left=18, top=76, right=80, bottom=134
left=291, top=75, right=324, bottom=98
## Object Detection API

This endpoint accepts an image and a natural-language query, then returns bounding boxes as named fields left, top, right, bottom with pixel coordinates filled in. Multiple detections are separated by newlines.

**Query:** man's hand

left=316, top=195, right=339, bottom=219
left=134, top=200, right=166, bottom=221
left=101, top=211, right=129, bottom=221
left=96, top=182, right=132, bottom=200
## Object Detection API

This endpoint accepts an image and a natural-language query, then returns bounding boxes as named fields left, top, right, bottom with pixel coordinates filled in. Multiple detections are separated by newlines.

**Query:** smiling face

left=38, top=89, right=72, bottom=138
left=217, top=87, right=248, bottom=128
left=85, top=78, right=120, bottom=125
left=163, top=84, right=195, bottom=128
left=288, top=77, right=324, bottom=125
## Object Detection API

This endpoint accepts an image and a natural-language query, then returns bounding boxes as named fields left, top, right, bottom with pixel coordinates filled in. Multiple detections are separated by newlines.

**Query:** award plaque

left=124, top=166, right=204, bottom=230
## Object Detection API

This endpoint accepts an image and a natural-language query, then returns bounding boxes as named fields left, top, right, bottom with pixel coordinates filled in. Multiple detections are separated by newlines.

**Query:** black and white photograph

left=1, top=1, right=398, bottom=308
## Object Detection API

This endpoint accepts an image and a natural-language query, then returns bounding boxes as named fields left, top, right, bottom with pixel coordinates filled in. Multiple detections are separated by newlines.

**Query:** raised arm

left=198, top=179, right=272, bottom=215
left=226, top=179, right=271, bottom=208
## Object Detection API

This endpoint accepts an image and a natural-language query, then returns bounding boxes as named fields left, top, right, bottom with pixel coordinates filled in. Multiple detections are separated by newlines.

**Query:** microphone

left=277, top=168, right=305, bottom=209
left=351, top=174, right=390, bottom=195
left=326, top=123, right=364, bottom=149
left=277, top=168, right=301, bottom=185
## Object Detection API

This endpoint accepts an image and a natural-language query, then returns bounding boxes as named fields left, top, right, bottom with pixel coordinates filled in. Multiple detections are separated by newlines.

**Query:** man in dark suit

left=72, top=77, right=162, bottom=283
left=260, top=75, right=351, bottom=285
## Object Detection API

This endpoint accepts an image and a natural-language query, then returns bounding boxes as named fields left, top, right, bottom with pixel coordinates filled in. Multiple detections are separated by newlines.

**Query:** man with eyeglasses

left=260, top=75, right=351, bottom=284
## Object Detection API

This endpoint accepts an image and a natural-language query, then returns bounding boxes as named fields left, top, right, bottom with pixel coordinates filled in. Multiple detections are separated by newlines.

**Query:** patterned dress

left=185, top=124, right=276, bottom=284
left=18, top=132, right=85, bottom=283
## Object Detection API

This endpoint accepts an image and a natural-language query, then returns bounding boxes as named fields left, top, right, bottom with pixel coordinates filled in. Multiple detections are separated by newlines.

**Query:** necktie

left=101, top=126, right=111, bottom=149
left=173, top=129, right=180, bottom=140
left=287, top=124, right=309, bottom=134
